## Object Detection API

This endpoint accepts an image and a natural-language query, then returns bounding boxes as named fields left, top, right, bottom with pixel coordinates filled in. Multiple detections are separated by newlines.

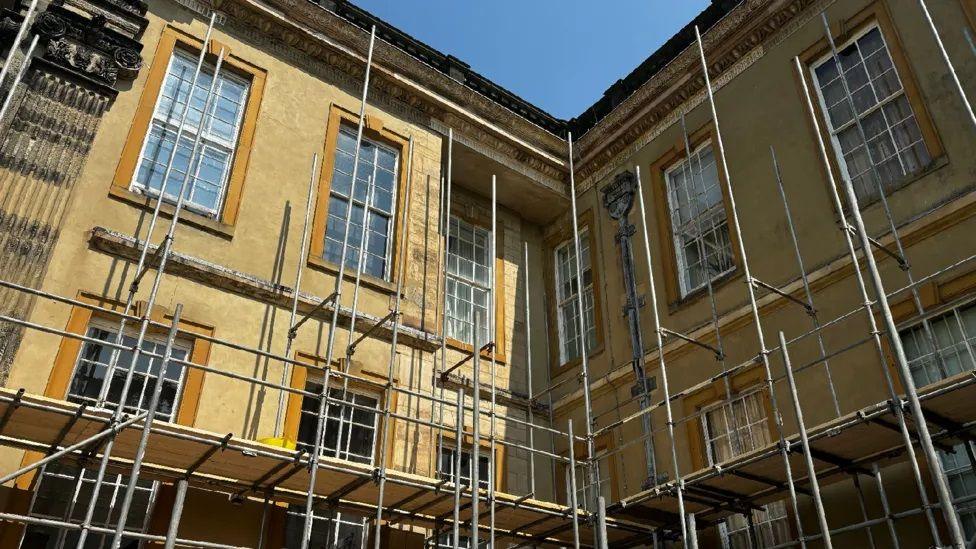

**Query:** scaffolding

left=0, top=0, right=973, bottom=548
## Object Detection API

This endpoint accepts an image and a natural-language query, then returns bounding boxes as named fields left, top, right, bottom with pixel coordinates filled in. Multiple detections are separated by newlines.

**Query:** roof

left=329, top=0, right=742, bottom=140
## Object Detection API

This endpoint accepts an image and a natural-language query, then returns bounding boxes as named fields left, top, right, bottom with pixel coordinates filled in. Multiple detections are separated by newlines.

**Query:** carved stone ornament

left=32, top=7, right=144, bottom=89
left=602, top=170, right=637, bottom=221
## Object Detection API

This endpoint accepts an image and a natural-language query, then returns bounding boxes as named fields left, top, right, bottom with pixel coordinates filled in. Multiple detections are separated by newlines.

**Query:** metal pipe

left=275, top=153, right=320, bottom=437
left=0, top=411, right=148, bottom=485
left=634, top=165, right=689, bottom=546
left=0, top=34, right=37, bottom=125
left=437, top=128, right=454, bottom=479
left=0, top=0, right=38, bottom=91
left=566, top=132, right=599, bottom=544
left=687, top=514, right=698, bottom=549
left=489, top=173, right=498, bottom=548
left=78, top=45, right=228, bottom=549
left=778, top=331, right=832, bottom=548
left=793, top=39, right=943, bottom=536
left=471, top=312, right=481, bottom=549
left=597, top=495, right=609, bottom=549
left=852, top=473, right=877, bottom=549
left=163, top=479, right=189, bottom=549
left=525, top=241, right=537, bottom=497
left=452, top=387, right=464, bottom=549
left=346, top=172, right=379, bottom=355
left=915, top=0, right=976, bottom=131
left=300, top=24, right=377, bottom=549
left=372, top=136, right=413, bottom=549
left=110, top=305, right=185, bottom=546
left=799, top=41, right=965, bottom=544
left=694, top=27, right=806, bottom=549
left=770, top=145, right=839, bottom=417
left=873, top=463, right=901, bottom=549
left=567, top=419, right=580, bottom=549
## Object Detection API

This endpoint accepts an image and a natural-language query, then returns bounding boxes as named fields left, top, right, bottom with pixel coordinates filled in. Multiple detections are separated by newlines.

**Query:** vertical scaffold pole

left=163, top=479, right=189, bottom=549
left=0, top=34, right=38, bottom=125
left=567, top=419, right=580, bottom=549
left=566, top=132, right=599, bottom=542
left=524, top=241, right=536, bottom=498
left=596, top=496, right=609, bottom=549
left=471, top=313, right=482, bottom=549
left=488, top=174, right=498, bottom=548
left=275, top=153, right=321, bottom=437
left=915, top=0, right=976, bottom=130
left=75, top=17, right=223, bottom=545
left=372, top=137, right=414, bottom=549
left=694, top=26, right=805, bottom=545
left=635, top=166, right=688, bottom=546
left=873, top=463, right=901, bottom=549
left=300, top=24, right=377, bottom=549
left=110, top=304, right=184, bottom=547
left=769, top=146, right=841, bottom=417
left=0, top=0, right=39, bottom=88
left=437, top=129, right=454, bottom=478
left=452, top=387, right=464, bottom=549
left=687, top=514, right=698, bottom=549
left=794, top=53, right=950, bottom=546
left=778, top=332, right=832, bottom=548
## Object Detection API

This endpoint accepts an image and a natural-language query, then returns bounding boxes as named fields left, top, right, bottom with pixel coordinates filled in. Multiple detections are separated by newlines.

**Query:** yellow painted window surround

left=113, top=26, right=266, bottom=229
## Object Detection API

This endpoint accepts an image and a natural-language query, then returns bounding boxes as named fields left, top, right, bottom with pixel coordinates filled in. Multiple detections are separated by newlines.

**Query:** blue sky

left=353, top=1, right=711, bottom=120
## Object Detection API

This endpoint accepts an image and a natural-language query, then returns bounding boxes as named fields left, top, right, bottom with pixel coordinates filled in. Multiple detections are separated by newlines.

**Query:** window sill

left=306, top=255, right=399, bottom=296
left=445, top=337, right=507, bottom=366
left=667, top=268, right=742, bottom=314
left=845, top=155, right=949, bottom=213
left=549, top=343, right=606, bottom=380
left=108, top=186, right=235, bottom=240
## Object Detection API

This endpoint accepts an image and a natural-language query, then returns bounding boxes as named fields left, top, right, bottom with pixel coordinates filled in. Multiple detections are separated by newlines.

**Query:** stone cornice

left=213, top=0, right=568, bottom=192
left=573, top=0, right=824, bottom=189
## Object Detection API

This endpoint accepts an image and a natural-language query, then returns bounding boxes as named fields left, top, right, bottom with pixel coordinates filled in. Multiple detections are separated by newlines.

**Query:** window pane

left=446, top=216, right=493, bottom=345
left=665, top=142, right=735, bottom=297
left=323, top=129, right=398, bottom=279
left=132, top=50, right=249, bottom=217
left=555, top=231, right=596, bottom=363
left=811, top=25, right=930, bottom=204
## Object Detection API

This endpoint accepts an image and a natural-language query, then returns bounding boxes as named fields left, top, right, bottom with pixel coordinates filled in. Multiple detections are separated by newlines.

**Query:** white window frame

left=898, top=297, right=976, bottom=540
left=554, top=229, right=596, bottom=364
left=24, top=462, right=159, bottom=548
left=66, top=319, right=191, bottom=423
left=130, top=48, right=250, bottom=218
left=663, top=140, right=735, bottom=298
left=809, top=22, right=930, bottom=203
left=437, top=445, right=491, bottom=491
left=284, top=505, right=367, bottom=549
left=702, top=388, right=791, bottom=548
left=445, top=215, right=492, bottom=346
left=567, top=458, right=611, bottom=513
left=297, top=379, right=380, bottom=466
left=323, top=127, right=400, bottom=280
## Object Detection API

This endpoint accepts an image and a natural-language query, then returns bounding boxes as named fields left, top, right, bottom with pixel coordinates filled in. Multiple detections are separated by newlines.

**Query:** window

left=446, top=216, right=492, bottom=346
left=427, top=533, right=473, bottom=548
left=567, top=458, right=611, bottom=513
left=322, top=127, right=399, bottom=279
left=284, top=505, right=366, bottom=549
left=554, top=231, right=596, bottom=364
left=67, top=322, right=190, bottom=422
left=438, top=446, right=491, bottom=490
left=702, top=389, right=791, bottom=548
left=664, top=142, right=734, bottom=297
left=22, top=463, right=157, bottom=548
left=132, top=49, right=250, bottom=217
left=296, top=381, right=379, bottom=465
left=811, top=25, right=931, bottom=204
left=25, top=326, right=178, bottom=548
left=900, top=301, right=976, bottom=539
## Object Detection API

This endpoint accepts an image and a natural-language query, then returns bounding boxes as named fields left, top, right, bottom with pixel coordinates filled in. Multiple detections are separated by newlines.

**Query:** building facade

left=0, top=0, right=973, bottom=547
